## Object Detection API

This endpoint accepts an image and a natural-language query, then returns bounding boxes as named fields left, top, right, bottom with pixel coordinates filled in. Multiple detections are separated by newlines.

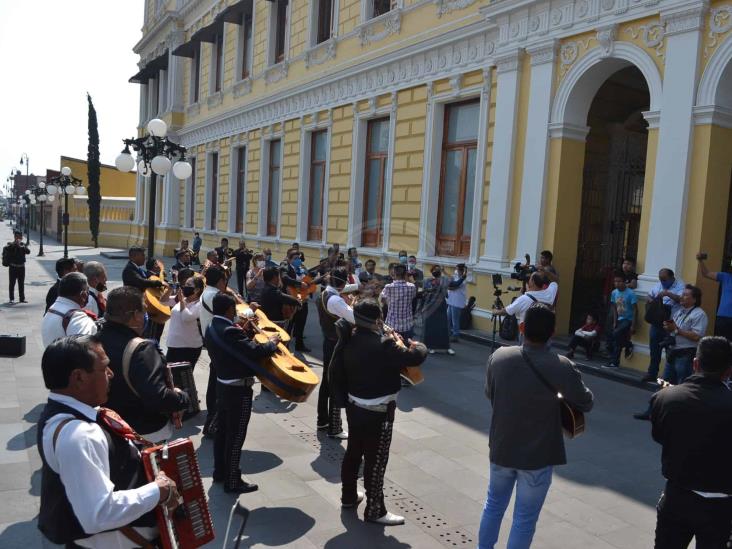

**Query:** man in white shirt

left=493, top=272, right=559, bottom=338
left=37, top=334, right=179, bottom=548
left=316, top=268, right=354, bottom=437
left=42, top=273, right=98, bottom=347
left=83, top=261, right=108, bottom=317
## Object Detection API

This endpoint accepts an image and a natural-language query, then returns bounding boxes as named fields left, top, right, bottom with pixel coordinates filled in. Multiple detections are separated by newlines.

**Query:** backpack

left=1, top=245, right=9, bottom=267
left=460, top=296, right=476, bottom=329
left=644, top=295, right=671, bottom=326
left=47, top=308, right=98, bottom=333
left=499, top=314, right=518, bottom=341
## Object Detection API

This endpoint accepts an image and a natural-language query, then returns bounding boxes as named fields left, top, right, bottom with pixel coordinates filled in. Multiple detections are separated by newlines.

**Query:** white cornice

left=134, top=12, right=178, bottom=55
left=548, top=122, right=591, bottom=141
left=179, top=22, right=497, bottom=147
left=661, top=1, right=708, bottom=36
left=642, top=109, right=661, bottom=129
left=693, top=105, right=732, bottom=128
left=526, top=39, right=557, bottom=65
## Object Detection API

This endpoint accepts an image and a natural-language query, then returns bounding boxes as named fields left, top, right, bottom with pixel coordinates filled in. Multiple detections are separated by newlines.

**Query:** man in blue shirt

left=605, top=272, right=638, bottom=368
left=697, top=252, right=732, bottom=341
left=643, top=269, right=685, bottom=381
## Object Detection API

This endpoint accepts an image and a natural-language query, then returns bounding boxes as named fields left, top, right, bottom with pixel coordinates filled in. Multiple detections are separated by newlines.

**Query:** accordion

left=142, top=438, right=214, bottom=548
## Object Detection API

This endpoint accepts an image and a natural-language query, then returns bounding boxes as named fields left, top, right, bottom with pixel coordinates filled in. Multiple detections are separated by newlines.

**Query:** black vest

left=317, top=291, right=339, bottom=342
left=36, top=399, right=156, bottom=544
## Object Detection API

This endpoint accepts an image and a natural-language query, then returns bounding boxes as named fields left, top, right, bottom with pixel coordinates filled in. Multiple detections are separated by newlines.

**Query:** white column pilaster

left=641, top=3, right=706, bottom=284
left=147, top=77, right=157, bottom=119
left=481, top=48, right=523, bottom=270
left=134, top=174, right=144, bottom=223
left=167, top=31, right=185, bottom=115
left=138, top=84, right=148, bottom=128
left=515, top=40, right=557, bottom=263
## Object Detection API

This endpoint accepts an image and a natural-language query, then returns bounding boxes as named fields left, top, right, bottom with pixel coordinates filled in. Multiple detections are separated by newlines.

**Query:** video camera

left=511, top=253, right=537, bottom=283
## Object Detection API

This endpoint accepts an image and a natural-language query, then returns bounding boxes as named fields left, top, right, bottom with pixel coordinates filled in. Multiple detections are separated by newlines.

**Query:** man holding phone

left=697, top=252, right=732, bottom=341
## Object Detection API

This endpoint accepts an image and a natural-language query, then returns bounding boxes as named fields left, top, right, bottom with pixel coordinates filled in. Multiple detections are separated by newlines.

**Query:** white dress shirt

left=199, top=285, right=219, bottom=337
left=41, top=393, right=160, bottom=548
left=85, top=288, right=105, bottom=317
left=166, top=300, right=203, bottom=349
left=446, top=274, right=468, bottom=308
left=323, top=286, right=355, bottom=323
left=42, top=296, right=98, bottom=347
left=505, top=282, right=559, bottom=325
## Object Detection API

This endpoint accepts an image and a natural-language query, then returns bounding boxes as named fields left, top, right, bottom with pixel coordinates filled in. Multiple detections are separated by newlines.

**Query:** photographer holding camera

left=697, top=252, right=732, bottom=341
left=493, top=272, right=558, bottom=341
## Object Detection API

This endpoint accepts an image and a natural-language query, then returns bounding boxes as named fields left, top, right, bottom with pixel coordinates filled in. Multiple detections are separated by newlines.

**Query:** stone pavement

left=0, top=223, right=667, bottom=548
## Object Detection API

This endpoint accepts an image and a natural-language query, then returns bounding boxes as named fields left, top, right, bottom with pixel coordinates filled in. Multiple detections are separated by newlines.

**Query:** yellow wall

left=327, top=105, right=355, bottom=245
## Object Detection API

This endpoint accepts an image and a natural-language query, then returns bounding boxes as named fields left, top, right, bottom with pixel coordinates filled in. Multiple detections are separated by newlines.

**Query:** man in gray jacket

left=479, top=304, right=594, bottom=549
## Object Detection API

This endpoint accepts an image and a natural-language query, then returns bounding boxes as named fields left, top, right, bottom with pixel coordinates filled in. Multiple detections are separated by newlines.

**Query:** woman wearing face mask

left=247, top=253, right=267, bottom=304
left=166, top=274, right=205, bottom=370
left=421, top=266, right=454, bottom=355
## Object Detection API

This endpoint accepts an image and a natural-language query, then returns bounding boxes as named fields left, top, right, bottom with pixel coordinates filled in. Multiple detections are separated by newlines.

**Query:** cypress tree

left=86, top=93, right=101, bottom=247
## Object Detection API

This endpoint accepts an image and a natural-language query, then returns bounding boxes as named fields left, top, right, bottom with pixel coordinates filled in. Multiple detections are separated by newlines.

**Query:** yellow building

left=129, top=0, right=732, bottom=371
left=55, top=156, right=138, bottom=249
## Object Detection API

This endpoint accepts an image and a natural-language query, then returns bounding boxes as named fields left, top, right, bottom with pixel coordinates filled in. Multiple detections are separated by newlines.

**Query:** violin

left=383, top=323, right=424, bottom=386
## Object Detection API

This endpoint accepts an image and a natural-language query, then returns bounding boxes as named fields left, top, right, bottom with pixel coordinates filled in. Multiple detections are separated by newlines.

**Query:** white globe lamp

left=61, top=166, right=72, bottom=177
left=46, top=184, right=58, bottom=195
left=75, top=186, right=86, bottom=195
left=115, top=152, right=135, bottom=173
left=151, top=155, right=172, bottom=175
left=172, top=160, right=193, bottom=180
left=147, top=118, right=168, bottom=138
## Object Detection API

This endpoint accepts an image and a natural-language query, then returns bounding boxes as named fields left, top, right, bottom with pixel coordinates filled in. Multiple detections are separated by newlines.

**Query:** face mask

left=265, top=255, right=272, bottom=262
left=182, top=286, right=196, bottom=297
left=257, top=261, right=265, bottom=268
left=661, top=279, right=673, bottom=290
left=96, top=282, right=107, bottom=292
left=408, top=261, right=416, bottom=269
left=432, top=271, right=441, bottom=278
left=399, top=256, right=407, bottom=265
left=292, top=258, right=302, bottom=268
left=232, top=314, right=241, bottom=325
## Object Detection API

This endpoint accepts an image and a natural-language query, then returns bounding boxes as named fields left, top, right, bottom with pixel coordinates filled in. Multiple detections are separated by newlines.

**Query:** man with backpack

left=493, top=273, right=558, bottom=343
left=41, top=273, right=98, bottom=347
left=3, top=230, right=30, bottom=304
left=643, top=269, right=685, bottom=382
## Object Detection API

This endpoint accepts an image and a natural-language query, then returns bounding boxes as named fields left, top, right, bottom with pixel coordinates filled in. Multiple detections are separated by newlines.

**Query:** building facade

left=130, top=0, right=732, bottom=370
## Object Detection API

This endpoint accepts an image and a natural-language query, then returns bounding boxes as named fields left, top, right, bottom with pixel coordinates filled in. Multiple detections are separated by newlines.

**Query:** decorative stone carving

left=305, top=39, right=337, bottom=68
left=449, top=74, right=462, bottom=96
left=559, top=38, right=592, bottom=76
left=264, top=61, right=289, bottom=85
left=705, top=5, right=732, bottom=58
left=233, top=78, right=252, bottom=98
left=662, top=5, right=707, bottom=36
left=435, top=0, right=478, bottom=17
left=624, top=22, right=665, bottom=57
left=596, top=24, right=617, bottom=56
left=527, top=40, right=557, bottom=65
left=358, top=10, right=402, bottom=46
left=495, top=50, right=522, bottom=73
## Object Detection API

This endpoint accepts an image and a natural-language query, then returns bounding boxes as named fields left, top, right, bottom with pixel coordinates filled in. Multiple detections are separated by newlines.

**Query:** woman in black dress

left=421, top=266, right=454, bottom=355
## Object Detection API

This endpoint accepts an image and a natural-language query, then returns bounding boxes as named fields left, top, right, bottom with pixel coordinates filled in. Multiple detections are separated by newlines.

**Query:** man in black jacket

left=3, top=230, right=30, bottom=303
left=98, top=287, right=189, bottom=441
left=45, top=257, right=78, bottom=313
left=339, top=298, right=427, bottom=525
left=205, top=292, right=279, bottom=494
left=259, top=267, right=301, bottom=324
left=281, top=249, right=311, bottom=351
left=215, top=237, right=234, bottom=265
left=122, top=246, right=163, bottom=291
left=651, top=336, right=732, bottom=548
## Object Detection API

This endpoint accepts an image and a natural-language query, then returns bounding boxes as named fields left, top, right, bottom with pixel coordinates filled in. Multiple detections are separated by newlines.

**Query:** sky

left=0, top=0, right=143, bottom=196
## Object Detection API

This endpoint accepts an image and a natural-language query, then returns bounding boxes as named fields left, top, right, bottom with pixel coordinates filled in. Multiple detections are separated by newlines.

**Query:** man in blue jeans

left=643, top=269, right=685, bottom=382
left=446, top=263, right=468, bottom=342
left=480, top=304, right=594, bottom=548
left=605, top=272, right=638, bottom=368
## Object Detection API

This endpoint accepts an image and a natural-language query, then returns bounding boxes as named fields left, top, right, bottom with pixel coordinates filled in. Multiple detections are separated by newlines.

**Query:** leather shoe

left=342, top=491, right=365, bottom=508
left=367, top=512, right=405, bottom=526
left=224, top=480, right=259, bottom=494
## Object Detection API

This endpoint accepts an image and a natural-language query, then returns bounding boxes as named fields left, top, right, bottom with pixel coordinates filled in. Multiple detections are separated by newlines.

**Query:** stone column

left=481, top=48, right=522, bottom=270
left=641, top=3, right=706, bottom=285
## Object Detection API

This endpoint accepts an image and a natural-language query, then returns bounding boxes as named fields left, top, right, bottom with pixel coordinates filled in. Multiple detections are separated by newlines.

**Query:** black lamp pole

left=117, top=130, right=187, bottom=259
left=47, top=173, right=83, bottom=259
left=37, top=197, right=45, bottom=257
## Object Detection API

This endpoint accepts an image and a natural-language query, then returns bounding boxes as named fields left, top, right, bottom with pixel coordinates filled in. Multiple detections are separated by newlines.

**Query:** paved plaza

left=0, top=224, right=666, bottom=548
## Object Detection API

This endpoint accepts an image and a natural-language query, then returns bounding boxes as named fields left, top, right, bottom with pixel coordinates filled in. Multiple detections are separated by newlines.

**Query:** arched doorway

left=569, top=66, right=650, bottom=329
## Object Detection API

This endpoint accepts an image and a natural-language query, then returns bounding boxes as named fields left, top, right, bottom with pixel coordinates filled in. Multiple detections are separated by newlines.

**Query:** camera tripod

left=489, top=292, right=504, bottom=356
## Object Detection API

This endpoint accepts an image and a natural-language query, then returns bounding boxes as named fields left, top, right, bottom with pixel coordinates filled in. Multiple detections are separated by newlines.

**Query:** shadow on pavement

left=323, top=508, right=411, bottom=548
left=222, top=506, right=316, bottom=548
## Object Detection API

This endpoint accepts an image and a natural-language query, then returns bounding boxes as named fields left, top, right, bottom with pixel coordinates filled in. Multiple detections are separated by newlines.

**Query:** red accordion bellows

left=142, top=438, right=215, bottom=549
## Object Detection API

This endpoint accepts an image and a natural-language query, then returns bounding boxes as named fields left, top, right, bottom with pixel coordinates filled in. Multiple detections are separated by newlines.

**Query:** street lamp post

left=18, top=184, right=51, bottom=256
left=46, top=167, right=85, bottom=259
left=35, top=181, right=49, bottom=257
left=115, top=118, right=192, bottom=258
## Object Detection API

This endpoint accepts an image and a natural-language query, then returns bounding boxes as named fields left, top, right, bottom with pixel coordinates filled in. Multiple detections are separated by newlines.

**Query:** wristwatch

left=672, top=329, right=679, bottom=337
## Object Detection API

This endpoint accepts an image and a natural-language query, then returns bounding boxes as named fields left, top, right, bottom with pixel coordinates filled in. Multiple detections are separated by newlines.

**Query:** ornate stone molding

left=693, top=104, right=732, bottom=127
left=186, top=102, right=200, bottom=118
left=559, top=37, right=593, bottom=76
left=179, top=29, right=497, bottom=147
left=435, top=0, right=478, bottom=18
left=304, top=39, right=337, bottom=68
left=449, top=74, right=462, bottom=96
left=527, top=39, right=557, bottom=65
left=495, top=49, right=523, bottom=73
left=642, top=109, right=661, bottom=129
left=358, top=10, right=402, bottom=46
left=596, top=24, right=618, bottom=56
left=233, top=78, right=252, bottom=98
left=264, top=61, right=289, bottom=85
left=704, top=5, right=732, bottom=58
left=548, top=122, right=591, bottom=141
left=661, top=3, right=707, bottom=36
left=206, top=91, right=223, bottom=109
left=624, top=21, right=666, bottom=57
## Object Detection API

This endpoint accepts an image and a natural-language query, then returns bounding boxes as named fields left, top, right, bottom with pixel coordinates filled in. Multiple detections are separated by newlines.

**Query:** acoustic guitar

left=144, top=274, right=171, bottom=324
left=238, top=307, right=319, bottom=402
left=236, top=304, right=290, bottom=344
left=383, top=323, right=424, bottom=386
